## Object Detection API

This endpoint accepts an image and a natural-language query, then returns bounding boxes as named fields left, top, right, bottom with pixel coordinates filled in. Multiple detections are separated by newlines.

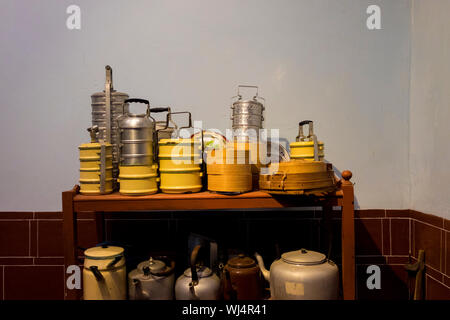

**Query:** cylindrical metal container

left=83, top=245, right=126, bottom=300
left=255, top=249, right=339, bottom=300
left=222, top=254, right=264, bottom=300
left=117, top=99, right=155, bottom=166
left=231, top=85, right=265, bottom=138
left=128, top=257, right=175, bottom=300
left=118, top=164, right=159, bottom=195
left=79, top=126, right=113, bottom=195
left=91, top=66, right=129, bottom=187
left=158, top=138, right=203, bottom=193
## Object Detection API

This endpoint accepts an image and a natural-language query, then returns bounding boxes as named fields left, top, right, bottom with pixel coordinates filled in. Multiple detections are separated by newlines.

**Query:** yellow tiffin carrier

left=290, top=120, right=324, bottom=161
left=118, top=164, right=159, bottom=195
left=79, top=126, right=113, bottom=195
left=158, top=138, right=203, bottom=194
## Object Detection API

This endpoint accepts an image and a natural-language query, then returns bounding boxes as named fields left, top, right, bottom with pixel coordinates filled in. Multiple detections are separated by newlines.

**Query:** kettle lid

left=184, top=265, right=212, bottom=278
left=227, top=254, right=257, bottom=268
left=281, top=249, right=326, bottom=265
left=84, top=245, right=124, bottom=260
left=138, top=257, right=166, bottom=274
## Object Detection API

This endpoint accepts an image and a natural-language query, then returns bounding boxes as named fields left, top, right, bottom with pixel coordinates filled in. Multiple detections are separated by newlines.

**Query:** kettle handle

left=190, top=244, right=202, bottom=286
left=124, top=98, right=151, bottom=116
left=89, top=266, right=104, bottom=282
left=148, top=256, right=176, bottom=277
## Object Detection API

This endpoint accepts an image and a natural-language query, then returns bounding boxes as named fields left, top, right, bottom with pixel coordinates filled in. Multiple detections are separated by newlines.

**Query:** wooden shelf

left=63, top=170, right=355, bottom=300
left=73, top=190, right=344, bottom=212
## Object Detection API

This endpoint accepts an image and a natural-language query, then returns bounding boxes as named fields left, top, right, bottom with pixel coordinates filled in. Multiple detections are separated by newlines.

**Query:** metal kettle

left=222, top=254, right=264, bottom=300
left=128, top=256, right=175, bottom=300
left=175, top=245, right=220, bottom=300
left=255, top=249, right=339, bottom=300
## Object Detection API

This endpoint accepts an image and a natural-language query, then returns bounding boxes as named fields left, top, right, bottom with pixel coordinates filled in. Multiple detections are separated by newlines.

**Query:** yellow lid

left=84, top=245, right=124, bottom=259
left=290, top=141, right=324, bottom=147
left=79, top=142, right=112, bottom=149
left=159, top=138, right=198, bottom=145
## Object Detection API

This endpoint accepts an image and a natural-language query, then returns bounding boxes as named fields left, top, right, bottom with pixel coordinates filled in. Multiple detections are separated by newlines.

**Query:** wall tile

left=0, top=258, right=33, bottom=265
left=382, top=219, right=390, bottom=256
left=425, top=275, right=450, bottom=300
left=3, top=266, right=64, bottom=300
left=0, top=221, right=29, bottom=256
left=355, top=219, right=382, bottom=256
left=356, top=264, right=409, bottom=300
left=391, top=219, right=410, bottom=255
left=356, top=210, right=385, bottom=218
left=386, top=209, right=409, bottom=218
left=34, top=212, right=62, bottom=220
left=0, top=212, right=33, bottom=220
left=30, top=221, right=37, bottom=257
left=38, top=221, right=63, bottom=257
left=0, top=266, right=3, bottom=300
left=445, top=231, right=449, bottom=277
left=76, top=219, right=98, bottom=251
left=410, top=210, right=444, bottom=229
left=414, top=221, right=442, bottom=271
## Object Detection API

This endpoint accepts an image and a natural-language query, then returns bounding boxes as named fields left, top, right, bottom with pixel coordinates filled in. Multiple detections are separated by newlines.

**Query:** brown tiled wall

left=0, top=209, right=448, bottom=300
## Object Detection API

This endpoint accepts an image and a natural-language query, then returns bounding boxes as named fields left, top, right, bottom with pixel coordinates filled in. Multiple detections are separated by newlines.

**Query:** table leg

left=63, top=186, right=79, bottom=300
left=341, top=171, right=355, bottom=300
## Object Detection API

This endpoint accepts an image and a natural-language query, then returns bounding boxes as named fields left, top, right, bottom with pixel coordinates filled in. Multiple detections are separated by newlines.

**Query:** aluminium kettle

left=128, top=256, right=175, bottom=300
left=255, top=249, right=339, bottom=300
left=175, top=245, right=220, bottom=300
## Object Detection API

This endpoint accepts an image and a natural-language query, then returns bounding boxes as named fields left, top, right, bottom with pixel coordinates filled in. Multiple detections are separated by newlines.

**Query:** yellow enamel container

left=79, top=141, right=113, bottom=195
left=158, top=138, right=203, bottom=194
left=83, top=245, right=126, bottom=300
left=80, top=157, right=113, bottom=170
left=79, top=142, right=112, bottom=159
left=118, top=164, right=159, bottom=195
left=79, top=179, right=114, bottom=195
left=290, top=141, right=325, bottom=161
left=80, top=167, right=113, bottom=180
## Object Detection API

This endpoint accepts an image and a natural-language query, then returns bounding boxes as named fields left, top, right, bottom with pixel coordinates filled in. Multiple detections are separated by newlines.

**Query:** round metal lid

left=84, top=245, right=124, bottom=260
left=281, top=249, right=327, bottom=265
left=183, top=266, right=212, bottom=278
left=137, top=257, right=166, bottom=274
left=228, top=254, right=257, bottom=268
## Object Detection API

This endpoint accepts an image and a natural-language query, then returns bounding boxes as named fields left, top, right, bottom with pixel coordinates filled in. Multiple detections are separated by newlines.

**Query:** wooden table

left=63, top=171, right=355, bottom=300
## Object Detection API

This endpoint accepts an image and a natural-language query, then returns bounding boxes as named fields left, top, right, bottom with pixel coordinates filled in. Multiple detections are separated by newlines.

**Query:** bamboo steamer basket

left=206, top=146, right=252, bottom=193
left=259, top=160, right=336, bottom=195
left=118, top=164, right=159, bottom=195
left=158, top=138, right=203, bottom=194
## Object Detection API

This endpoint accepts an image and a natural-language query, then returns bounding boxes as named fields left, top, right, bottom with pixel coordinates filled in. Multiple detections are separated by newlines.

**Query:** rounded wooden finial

left=342, top=170, right=352, bottom=181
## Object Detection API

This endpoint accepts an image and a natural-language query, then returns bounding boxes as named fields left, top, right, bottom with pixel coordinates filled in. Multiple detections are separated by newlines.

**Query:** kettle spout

left=254, top=253, right=270, bottom=281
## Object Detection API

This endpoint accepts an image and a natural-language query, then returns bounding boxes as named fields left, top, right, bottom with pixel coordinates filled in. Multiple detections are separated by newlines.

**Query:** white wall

left=409, top=0, right=450, bottom=219
left=0, top=0, right=412, bottom=211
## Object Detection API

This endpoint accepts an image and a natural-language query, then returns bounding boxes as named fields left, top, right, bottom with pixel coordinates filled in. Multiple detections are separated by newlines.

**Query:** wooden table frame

left=63, top=171, right=355, bottom=300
